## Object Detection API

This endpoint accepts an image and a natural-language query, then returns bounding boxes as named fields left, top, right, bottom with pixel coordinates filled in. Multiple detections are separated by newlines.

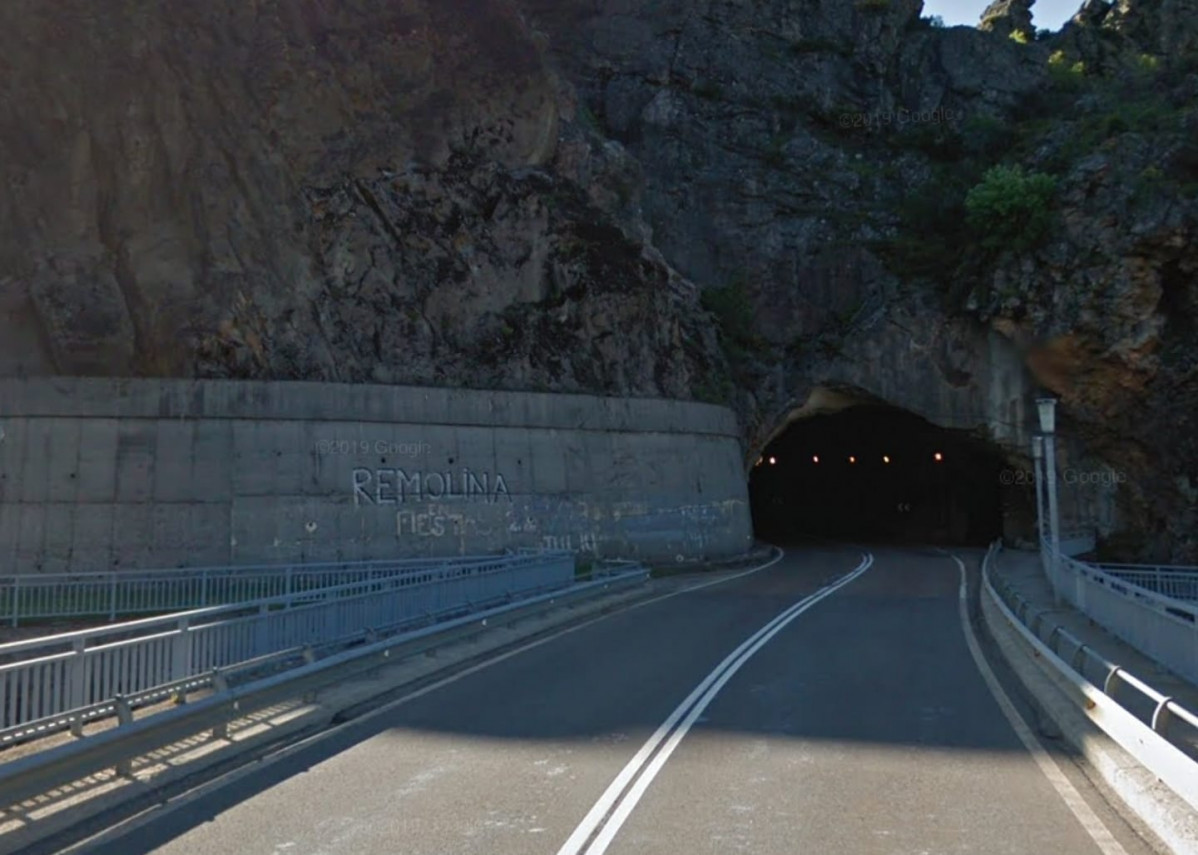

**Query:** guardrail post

left=172, top=617, right=191, bottom=681
left=108, top=573, right=118, bottom=622
left=201, top=569, right=210, bottom=608
left=210, top=670, right=230, bottom=740
left=68, top=638, right=87, bottom=715
left=1103, top=666, right=1123, bottom=698
left=1071, top=643, right=1089, bottom=674
left=112, top=694, right=136, bottom=776
left=1151, top=698, right=1173, bottom=735
left=114, top=695, right=133, bottom=726
left=1047, top=626, right=1062, bottom=655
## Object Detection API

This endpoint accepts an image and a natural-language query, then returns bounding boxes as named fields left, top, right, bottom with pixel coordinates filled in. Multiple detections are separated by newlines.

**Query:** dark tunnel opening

left=750, top=404, right=1006, bottom=547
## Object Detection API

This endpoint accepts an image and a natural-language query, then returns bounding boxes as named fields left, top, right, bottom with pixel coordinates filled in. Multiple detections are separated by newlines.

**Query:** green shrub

left=964, top=165, right=1057, bottom=252
left=855, top=0, right=890, bottom=11
left=1045, top=95, right=1179, bottom=166
left=1047, top=50, right=1086, bottom=89
left=1009, top=30, right=1029, bottom=44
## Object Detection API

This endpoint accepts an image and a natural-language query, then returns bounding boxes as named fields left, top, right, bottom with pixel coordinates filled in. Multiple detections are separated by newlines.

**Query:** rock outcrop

left=1, top=0, right=1196, bottom=560
left=979, top=0, right=1036, bottom=40
left=0, top=0, right=726, bottom=396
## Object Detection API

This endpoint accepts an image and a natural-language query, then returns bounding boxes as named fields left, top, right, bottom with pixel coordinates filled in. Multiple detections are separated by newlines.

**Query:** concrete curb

left=979, top=570, right=1198, bottom=855
left=2, top=578, right=656, bottom=855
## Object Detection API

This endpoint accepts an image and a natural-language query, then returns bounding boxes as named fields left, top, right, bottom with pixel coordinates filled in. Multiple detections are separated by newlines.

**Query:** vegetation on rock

left=964, top=165, right=1057, bottom=253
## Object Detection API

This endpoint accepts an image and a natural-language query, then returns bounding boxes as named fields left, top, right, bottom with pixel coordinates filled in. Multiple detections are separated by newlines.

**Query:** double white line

left=556, top=552, right=876, bottom=855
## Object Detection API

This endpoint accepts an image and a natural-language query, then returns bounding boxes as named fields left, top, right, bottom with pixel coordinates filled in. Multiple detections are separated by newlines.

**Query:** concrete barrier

left=980, top=548, right=1198, bottom=854
left=0, top=378, right=753, bottom=572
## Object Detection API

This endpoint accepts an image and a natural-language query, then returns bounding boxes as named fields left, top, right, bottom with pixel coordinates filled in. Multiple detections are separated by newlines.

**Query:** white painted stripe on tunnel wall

left=949, top=553, right=1130, bottom=855
left=556, top=552, right=876, bottom=855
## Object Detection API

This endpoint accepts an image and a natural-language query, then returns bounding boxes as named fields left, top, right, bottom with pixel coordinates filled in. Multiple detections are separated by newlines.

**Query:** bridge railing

left=986, top=542, right=1198, bottom=776
left=0, top=554, right=523, bottom=626
left=1093, top=564, right=1198, bottom=602
left=0, top=551, right=574, bottom=744
left=1048, top=550, right=1198, bottom=686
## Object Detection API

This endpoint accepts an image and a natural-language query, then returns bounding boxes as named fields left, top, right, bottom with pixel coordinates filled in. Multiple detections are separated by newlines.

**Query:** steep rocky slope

left=1, top=0, right=1195, bottom=559
left=0, top=0, right=726, bottom=395
left=521, top=0, right=1198, bottom=559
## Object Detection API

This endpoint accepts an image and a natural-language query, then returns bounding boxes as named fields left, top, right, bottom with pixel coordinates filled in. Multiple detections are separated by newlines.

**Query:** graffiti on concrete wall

left=540, top=533, right=598, bottom=552
left=352, top=467, right=511, bottom=507
left=395, top=504, right=498, bottom=538
left=502, top=496, right=600, bottom=553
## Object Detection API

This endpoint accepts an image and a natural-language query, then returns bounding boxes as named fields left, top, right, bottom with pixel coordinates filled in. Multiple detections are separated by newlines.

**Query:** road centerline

left=556, top=552, right=875, bottom=855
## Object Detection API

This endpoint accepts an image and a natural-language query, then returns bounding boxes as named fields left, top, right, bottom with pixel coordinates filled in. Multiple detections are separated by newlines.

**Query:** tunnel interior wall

left=0, top=379, right=753, bottom=573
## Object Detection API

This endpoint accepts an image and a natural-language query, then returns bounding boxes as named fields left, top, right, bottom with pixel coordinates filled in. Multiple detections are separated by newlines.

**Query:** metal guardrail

left=0, top=552, right=574, bottom=741
left=0, top=553, right=531, bottom=626
left=986, top=543, right=1198, bottom=772
left=0, top=568, right=650, bottom=818
left=1095, top=564, right=1198, bottom=602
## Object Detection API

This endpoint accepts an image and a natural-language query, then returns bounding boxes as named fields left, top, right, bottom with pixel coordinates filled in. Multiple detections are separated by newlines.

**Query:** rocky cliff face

left=1, top=0, right=1195, bottom=560
left=0, top=0, right=726, bottom=396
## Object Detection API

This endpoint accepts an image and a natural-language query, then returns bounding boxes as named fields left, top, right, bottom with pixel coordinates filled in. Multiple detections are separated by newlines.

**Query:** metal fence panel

left=0, top=551, right=574, bottom=731
left=1056, top=556, right=1198, bottom=685
left=0, top=553, right=526, bottom=626
left=1095, top=565, right=1198, bottom=601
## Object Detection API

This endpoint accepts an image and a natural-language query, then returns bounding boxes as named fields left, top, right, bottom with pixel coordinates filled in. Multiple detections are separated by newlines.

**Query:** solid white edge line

left=57, top=546, right=789, bottom=855
left=580, top=554, right=875, bottom=855
left=949, top=552, right=1130, bottom=855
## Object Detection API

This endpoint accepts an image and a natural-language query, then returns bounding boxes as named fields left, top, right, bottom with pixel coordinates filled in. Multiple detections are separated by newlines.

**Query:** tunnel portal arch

left=747, top=385, right=1037, bottom=548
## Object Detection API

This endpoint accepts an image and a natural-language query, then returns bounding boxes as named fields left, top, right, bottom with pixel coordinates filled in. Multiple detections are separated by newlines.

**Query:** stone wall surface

left=0, top=378, right=751, bottom=572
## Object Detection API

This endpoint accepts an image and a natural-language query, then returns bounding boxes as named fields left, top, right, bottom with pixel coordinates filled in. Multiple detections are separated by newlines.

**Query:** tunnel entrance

left=750, top=404, right=1005, bottom=546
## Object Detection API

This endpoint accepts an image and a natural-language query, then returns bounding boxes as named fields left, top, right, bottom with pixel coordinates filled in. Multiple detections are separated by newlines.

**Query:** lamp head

left=1036, top=398, right=1057, bottom=434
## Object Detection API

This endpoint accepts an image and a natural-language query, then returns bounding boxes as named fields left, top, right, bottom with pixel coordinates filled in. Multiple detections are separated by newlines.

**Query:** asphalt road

left=75, top=546, right=1161, bottom=855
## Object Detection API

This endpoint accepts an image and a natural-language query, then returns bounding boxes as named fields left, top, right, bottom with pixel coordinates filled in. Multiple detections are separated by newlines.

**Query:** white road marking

left=948, top=553, right=1130, bottom=855
left=621, top=547, right=786, bottom=610
left=58, top=547, right=789, bottom=854
left=557, top=553, right=875, bottom=855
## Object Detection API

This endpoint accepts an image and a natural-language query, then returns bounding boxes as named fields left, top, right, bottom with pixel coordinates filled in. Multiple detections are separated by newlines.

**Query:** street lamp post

left=1037, top=398, right=1062, bottom=602
left=1032, top=436, right=1045, bottom=553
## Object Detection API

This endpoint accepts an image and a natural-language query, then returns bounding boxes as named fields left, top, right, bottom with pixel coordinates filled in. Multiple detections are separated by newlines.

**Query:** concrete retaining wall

left=0, top=379, right=753, bottom=572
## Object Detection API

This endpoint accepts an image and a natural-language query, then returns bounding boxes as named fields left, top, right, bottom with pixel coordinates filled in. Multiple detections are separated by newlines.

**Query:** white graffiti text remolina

left=352, top=468, right=511, bottom=507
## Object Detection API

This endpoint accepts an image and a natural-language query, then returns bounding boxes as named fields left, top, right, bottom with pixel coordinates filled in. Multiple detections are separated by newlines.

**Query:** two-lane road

left=74, top=547, right=1159, bottom=855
